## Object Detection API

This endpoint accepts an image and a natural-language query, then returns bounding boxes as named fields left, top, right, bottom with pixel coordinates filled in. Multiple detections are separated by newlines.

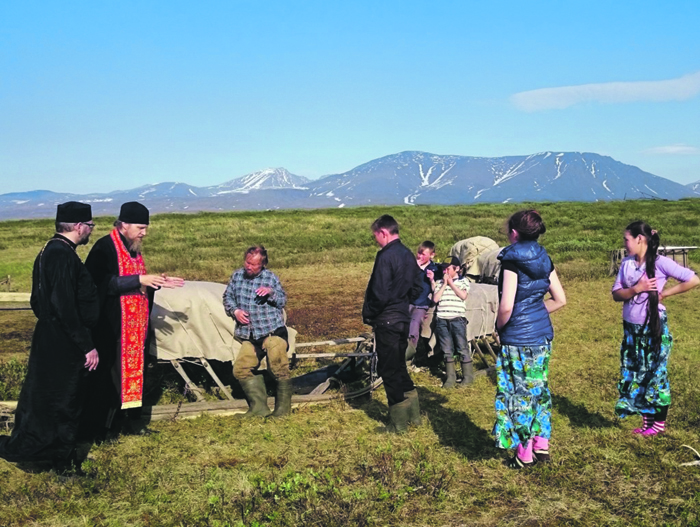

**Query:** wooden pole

left=170, top=359, right=206, bottom=402
left=199, top=358, right=234, bottom=401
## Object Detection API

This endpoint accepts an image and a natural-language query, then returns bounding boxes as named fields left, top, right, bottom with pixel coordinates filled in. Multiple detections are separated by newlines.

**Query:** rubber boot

left=385, top=398, right=411, bottom=434
left=442, top=361, right=457, bottom=389
left=404, top=389, right=422, bottom=426
left=270, top=378, right=293, bottom=418
left=238, top=375, right=272, bottom=418
left=460, top=361, right=474, bottom=386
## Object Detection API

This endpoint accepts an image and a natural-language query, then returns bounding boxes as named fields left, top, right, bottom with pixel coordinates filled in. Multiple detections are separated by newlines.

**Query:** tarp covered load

left=449, top=236, right=500, bottom=277
left=420, top=282, right=499, bottom=344
left=476, top=247, right=503, bottom=284
left=149, top=281, right=297, bottom=362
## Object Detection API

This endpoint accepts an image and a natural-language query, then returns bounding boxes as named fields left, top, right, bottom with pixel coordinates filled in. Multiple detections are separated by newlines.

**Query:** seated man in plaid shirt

left=223, top=245, right=291, bottom=418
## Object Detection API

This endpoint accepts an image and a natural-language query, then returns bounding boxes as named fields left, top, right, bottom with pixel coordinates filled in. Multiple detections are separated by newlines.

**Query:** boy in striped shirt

left=432, top=256, right=472, bottom=388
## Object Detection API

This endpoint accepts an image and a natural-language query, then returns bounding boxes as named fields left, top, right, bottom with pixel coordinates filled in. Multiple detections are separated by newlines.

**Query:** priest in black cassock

left=0, top=202, right=100, bottom=471
left=81, top=202, right=183, bottom=438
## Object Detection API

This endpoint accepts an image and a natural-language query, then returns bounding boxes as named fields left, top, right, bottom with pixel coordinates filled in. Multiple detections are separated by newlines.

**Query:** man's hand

left=426, top=269, right=434, bottom=281
left=445, top=273, right=454, bottom=286
left=84, top=349, right=99, bottom=371
left=255, top=286, right=272, bottom=297
left=161, top=274, right=185, bottom=288
left=234, top=309, right=250, bottom=325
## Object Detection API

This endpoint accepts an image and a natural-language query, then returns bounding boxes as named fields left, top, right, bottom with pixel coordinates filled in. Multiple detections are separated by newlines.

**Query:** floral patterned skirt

left=492, top=341, right=552, bottom=450
left=615, top=312, right=672, bottom=418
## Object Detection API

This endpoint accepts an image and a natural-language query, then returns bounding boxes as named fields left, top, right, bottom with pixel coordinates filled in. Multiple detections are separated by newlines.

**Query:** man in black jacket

left=362, top=215, right=423, bottom=433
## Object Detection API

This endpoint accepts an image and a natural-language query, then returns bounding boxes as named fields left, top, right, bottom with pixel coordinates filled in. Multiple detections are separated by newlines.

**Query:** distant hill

left=1, top=152, right=697, bottom=220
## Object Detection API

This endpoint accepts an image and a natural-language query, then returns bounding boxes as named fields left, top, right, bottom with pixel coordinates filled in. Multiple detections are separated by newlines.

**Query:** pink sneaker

left=641, top=427, right=663, bottom=437
left=633, top=415, right=654, bottom=434
left=641, top=421, right=666, bottom=437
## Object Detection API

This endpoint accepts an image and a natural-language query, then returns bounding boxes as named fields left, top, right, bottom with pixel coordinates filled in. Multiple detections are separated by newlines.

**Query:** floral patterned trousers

left=615, top=312, right=672, bottom=418
left=492, top=341, right=552, bottom=450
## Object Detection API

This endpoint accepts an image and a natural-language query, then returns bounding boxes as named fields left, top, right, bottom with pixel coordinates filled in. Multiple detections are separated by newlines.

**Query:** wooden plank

left=199, top=358, right=234, bottom=401
left=470, top=339, right=490, bottom=368
left=295, top=337, right=368, bottom=348
left=0, top=293, right=30, bottom=302
left=0, top=401, right=18, bottom=411
left=482, top=338, right=499, bottom=362
left=293, top=352, right=374, bottom=359
left=147, top=398, right=247, bottom=415
left=146, top=378, right=384, bottom=419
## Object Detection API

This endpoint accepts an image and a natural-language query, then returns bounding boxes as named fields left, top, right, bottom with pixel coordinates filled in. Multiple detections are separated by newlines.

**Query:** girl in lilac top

left=611, top=221, right=699, bottom=436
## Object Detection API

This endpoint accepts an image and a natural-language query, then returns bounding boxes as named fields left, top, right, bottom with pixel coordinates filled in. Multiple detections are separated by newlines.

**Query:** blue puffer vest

left=497, top=240, right=554, bottom=345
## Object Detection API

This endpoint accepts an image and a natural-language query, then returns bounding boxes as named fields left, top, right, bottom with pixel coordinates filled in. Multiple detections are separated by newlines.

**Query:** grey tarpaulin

left=449, top=237, right=500, bottom=276
left=476, top=247, right=503, bottom=284
left=149, top=281, right=296, bottom=363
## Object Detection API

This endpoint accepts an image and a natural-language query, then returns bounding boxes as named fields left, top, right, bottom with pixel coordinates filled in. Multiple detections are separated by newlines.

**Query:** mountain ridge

left=1, top=151, right=697, bottom=220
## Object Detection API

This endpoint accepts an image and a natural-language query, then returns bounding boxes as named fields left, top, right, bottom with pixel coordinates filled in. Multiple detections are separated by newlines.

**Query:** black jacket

left=362, top=238, right=423, bottom=326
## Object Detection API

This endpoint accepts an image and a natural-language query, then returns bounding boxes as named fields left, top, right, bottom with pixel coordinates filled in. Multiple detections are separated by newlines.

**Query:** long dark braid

left=626, top=221, right=661, bottom=351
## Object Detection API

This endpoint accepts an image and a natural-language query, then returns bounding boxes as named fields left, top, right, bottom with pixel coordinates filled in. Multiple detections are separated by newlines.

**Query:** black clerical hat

left=118, top=202, right=150, bottom=224
left=56, top=201, right=92, bottom=223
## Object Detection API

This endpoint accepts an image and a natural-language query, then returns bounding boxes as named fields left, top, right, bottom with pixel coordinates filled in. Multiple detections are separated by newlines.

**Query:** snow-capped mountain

left=307, top=151, right=696, bottom=208
left=211, top=168, right=310, bottom=194
left=1, top=152, right=696, bottom=220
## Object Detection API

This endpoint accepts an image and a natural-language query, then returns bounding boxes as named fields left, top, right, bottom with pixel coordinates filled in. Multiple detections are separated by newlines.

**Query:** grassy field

left=1, top=199, right=700, bottom=526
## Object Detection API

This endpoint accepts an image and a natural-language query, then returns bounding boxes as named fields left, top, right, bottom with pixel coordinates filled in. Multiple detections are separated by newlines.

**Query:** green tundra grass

left=1, top=199, right=700, bottom=526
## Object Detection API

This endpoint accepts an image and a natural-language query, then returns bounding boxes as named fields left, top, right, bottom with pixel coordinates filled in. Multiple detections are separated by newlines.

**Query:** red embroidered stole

left=110, top=229, right=149, bottom=409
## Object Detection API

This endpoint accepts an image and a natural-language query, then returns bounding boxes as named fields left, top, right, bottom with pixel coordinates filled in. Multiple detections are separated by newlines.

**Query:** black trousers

left=375, top=321, right=415, bottom=406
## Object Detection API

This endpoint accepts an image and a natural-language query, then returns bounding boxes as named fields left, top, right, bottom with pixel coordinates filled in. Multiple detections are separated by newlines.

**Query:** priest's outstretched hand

left=161, top=274, right=185, bottom=288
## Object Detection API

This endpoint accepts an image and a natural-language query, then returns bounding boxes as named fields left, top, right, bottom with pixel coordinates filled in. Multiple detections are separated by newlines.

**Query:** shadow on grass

left=552, top=394, right=617, bottom=429
left=346, top=393, right=386, bottom=423
left=348, top=386, right=498, bottom=461
left=418, top=387, right=499, bottom=461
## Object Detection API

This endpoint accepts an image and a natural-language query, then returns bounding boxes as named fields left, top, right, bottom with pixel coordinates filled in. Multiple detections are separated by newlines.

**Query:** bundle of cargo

left=449, top=236, right=502, bottom=284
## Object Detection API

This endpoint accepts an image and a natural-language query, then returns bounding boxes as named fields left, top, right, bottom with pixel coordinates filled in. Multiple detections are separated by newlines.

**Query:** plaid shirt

left=223, top=268, right=287, bottom=340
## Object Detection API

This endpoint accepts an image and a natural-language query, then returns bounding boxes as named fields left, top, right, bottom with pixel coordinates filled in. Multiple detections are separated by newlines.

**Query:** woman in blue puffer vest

left=492, top=210, right=566, bottom=469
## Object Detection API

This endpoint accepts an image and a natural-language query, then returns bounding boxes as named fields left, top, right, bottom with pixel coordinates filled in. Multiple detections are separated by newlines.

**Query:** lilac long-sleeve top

left=612, top=254, right=696, bottom=324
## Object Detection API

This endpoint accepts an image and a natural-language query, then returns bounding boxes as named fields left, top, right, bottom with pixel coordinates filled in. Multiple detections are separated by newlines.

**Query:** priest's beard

left=77, top=232, right=91, bottom=245
left=125, top=237, right=143, bottom=254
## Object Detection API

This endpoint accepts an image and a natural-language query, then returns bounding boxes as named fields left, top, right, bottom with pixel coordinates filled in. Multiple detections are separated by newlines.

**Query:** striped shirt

left=435, top=278, right=470, bottom=319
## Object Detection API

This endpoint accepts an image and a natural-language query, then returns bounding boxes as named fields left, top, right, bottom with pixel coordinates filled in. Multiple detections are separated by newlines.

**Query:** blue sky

left=1, top=0, right=699, bottom=194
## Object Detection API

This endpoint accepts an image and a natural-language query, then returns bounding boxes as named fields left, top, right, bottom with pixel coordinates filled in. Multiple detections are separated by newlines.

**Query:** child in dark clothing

left=407, top=241, right=438, bottom=361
